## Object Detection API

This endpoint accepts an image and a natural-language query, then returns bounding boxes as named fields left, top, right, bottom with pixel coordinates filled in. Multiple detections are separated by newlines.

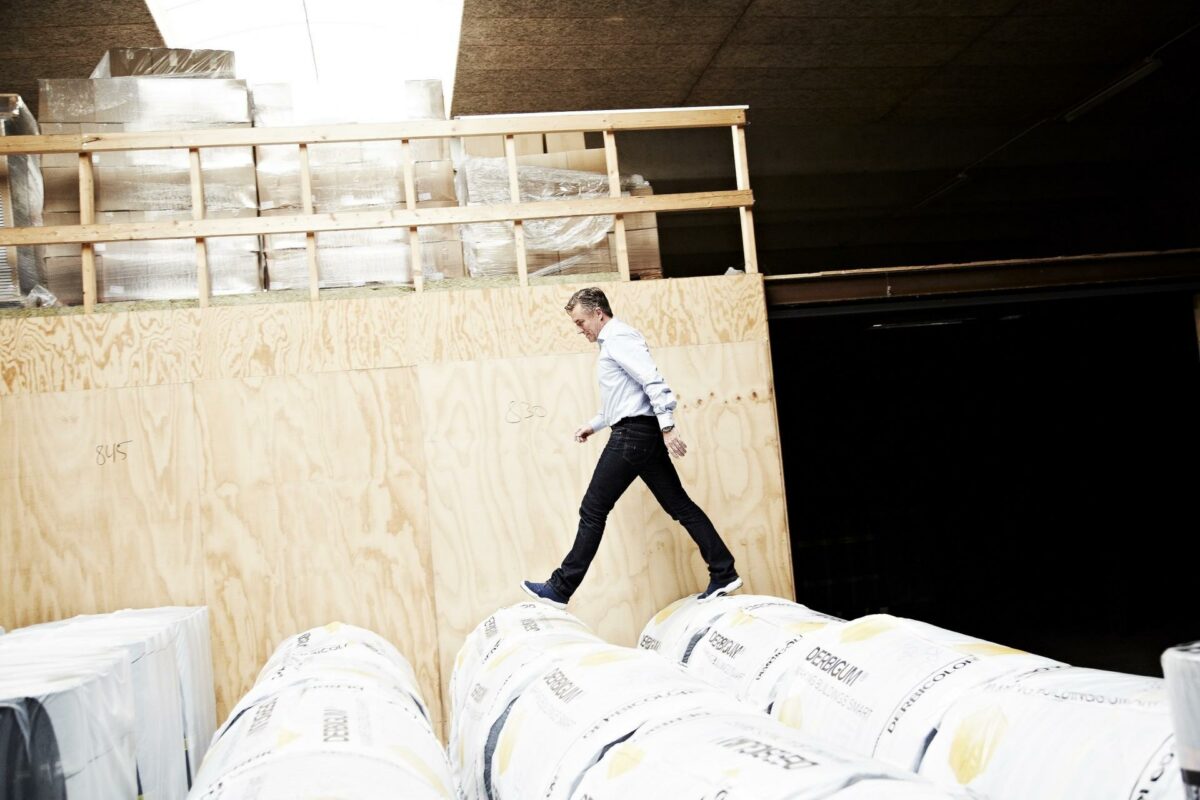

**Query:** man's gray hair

left=565, top=287, right=613, bottom=317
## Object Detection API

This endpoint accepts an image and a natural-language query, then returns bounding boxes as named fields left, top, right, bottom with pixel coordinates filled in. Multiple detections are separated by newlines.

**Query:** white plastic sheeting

left=191, top=621, right=458, bottom=800
left=572, top=711, right=973, bottom=800
left=0, top=650, right=138, bottom=797
left=1163, top=641, right=1200, bottom=798
left=452, top=603, right=977, bottom=800
left=641, top=594, right=1184, bottom=800
left=0, top=605, right=216, bottom=798
left=920, top=666, right=1181, bottom=799
left=768, top=614, right=1060, bottom=771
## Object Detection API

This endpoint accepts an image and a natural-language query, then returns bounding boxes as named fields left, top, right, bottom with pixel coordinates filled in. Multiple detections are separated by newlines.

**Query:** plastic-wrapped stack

left=1163, top=642, right=1200, bottom=799
left=0, top=605, right=217, bottom=799
left=38, top=47, right=261, bottom=304
left=191, top=621, right=457, bottom=799
left=90, top=48, right=236, bottom=80
left=0, top=648, right=137, bottom=796
left=458, top=158, right=648, bottom=279
left=0, top=93, right=45, bottom=302
left=640, top=594, right=1184, bottom=799
left=251, top=80, right=461, bottom=289
left=452, top=602, right=978, bottom=800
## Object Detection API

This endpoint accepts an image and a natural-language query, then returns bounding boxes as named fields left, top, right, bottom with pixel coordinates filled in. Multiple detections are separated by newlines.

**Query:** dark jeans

left=549, top=415, right=737, bottom=599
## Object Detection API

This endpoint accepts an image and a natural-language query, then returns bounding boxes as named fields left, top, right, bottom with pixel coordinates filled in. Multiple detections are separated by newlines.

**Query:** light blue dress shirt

left=586, top=317, right=677, bottom=433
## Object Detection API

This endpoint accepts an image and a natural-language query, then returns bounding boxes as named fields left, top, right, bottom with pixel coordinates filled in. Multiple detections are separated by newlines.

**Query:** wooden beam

left=0, top=190, right=754, bottom=247
left=0, top=107, right=749, bottom=155
left=505, top=136, right=526, bottom=286
left=731, top=124, right=759, bottom=275
left=188, top=148, right=211, bottom=308
left=298, top=143, right=319, bottom=301
left=603, top=130, right=631, bottom=282
left=401, top=139, right=423, bottom=292
left=78, top=153, right=97, bottom=313
left=764, top=248, right=1200, bottom=308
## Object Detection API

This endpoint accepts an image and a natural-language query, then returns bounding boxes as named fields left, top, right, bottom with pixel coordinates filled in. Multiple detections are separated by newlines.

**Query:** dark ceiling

left=455, top=0, right=1200, bottom=276
left=2, top=0, right=1196, bottom=277
left=2, top=0, right=164, bottom=110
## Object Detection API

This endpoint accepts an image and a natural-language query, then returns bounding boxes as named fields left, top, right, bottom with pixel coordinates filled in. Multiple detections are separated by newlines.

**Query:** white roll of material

left=450, top=605, right=599, bottom=800
left=1163, top=641, right=1200, bottom=799
left=230, top=621, right=433, bottom=733
left=767, top=614, right=1061, bottom=771
left=485, top=645, right=744, bottom=800
left=638, top=594, right=840, bottom=666
left=572, top=710, right=979, bottom=800
left=675, top=600, right=845, bottom=713
left=919, top=666, right=1182, bottom=800
left=455, top=603, right=981, bottom=800
left=191, top=621, right=458, bottom=800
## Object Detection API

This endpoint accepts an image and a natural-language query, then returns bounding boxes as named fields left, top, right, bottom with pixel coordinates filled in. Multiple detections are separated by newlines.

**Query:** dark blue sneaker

left=521, top=580, right=568, bottom=609
left=698, top=576, right=742, bottom=603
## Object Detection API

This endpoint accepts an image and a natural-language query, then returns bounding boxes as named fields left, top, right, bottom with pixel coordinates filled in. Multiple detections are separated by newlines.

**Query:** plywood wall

left=0, top=274, right=792, bottom=734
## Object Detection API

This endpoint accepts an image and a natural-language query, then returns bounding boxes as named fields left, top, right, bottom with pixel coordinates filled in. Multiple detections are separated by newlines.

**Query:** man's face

left=569, top=305, right=608, bottom=343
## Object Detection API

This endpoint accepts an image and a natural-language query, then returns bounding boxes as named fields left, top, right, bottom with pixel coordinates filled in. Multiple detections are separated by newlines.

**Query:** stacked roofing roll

left=640, top=594, right=1183, bottom=799
left=1162, top=642, right=1200, bottom=799
left=190, top=621, right=457, bottom=799
left=0, top=605, right=216, bottom=799
left=451, top=602, right=977, bottom=800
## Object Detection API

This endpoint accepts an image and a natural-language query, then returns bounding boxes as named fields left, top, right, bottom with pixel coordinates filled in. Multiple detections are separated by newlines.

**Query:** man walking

left=521, top=287, right=741, bottom=609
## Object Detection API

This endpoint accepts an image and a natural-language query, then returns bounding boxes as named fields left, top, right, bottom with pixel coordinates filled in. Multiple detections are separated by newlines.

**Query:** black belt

left=612, top=415, right=657, bottom=428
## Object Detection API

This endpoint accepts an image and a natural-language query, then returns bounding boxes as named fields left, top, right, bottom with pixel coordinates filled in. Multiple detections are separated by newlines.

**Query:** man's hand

left=574, top=425, right=594, bottom=443
left=664, top=429, right=687, bottom=459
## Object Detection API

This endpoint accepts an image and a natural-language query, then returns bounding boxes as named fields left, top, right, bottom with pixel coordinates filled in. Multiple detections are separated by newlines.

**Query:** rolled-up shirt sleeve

left=608, top=332, right=677, bottom=430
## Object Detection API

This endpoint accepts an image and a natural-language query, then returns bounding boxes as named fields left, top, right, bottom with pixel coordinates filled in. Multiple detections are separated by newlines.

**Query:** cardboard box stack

left=252, top=80, right=462, bottom=289
left=38, top=48, right=260, bottom=304
left=0, top=94, right=44, bottom=303
left=459, top=132, right=662, bottom=280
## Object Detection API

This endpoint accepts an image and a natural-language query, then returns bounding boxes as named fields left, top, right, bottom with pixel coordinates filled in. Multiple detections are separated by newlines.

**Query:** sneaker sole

left=520, top=582, right=567, bottom=610
left=698, top=576, right=743, bottom=603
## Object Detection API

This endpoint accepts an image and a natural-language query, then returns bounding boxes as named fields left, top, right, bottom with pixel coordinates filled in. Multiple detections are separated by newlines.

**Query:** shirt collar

left=597, top=316, right=621, bottom=344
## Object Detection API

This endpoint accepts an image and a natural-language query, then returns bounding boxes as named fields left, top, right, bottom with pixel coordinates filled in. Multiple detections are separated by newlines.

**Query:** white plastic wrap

left=638, top=594, right=842, bottom=692
left=919, top=666, right=1182, bottom=799
left=449, top=604, right=600, bottom=800
left=91, top=48, right=236, bottom=79
left=111, top=607, right=218, bottom=783
left=4, top=617, right=193, bottom=798
left=38, top=78, right=251, bottom=126
left=573, top=711, right=977, bottom=800
left=193, top=622, right=457, bottom=800
left=10, top=606, right=217, bottom=792
left=453, top=604, right=972, bottom=800
left=767, top=614, right=1062, bottom=771
left=1164, top=641, right=1200, bottom=799
left=41, top=210, right=261, bottom=305
left=1, top=94, right=46, bottom=298
left=0, top=650, right=138, bottom=797
left=37, top=77, right=261, bottom=303
left=458, top=158, right=645, bottom=278
left=250, top=80, right=454, bottom=289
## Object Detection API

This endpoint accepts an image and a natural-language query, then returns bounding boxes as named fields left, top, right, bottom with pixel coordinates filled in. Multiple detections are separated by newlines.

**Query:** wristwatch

left=662, top=425, right=675, bottom=434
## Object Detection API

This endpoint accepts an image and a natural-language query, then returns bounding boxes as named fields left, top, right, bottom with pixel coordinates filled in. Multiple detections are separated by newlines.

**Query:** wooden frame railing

left=0, top=106, right=758, bottom=312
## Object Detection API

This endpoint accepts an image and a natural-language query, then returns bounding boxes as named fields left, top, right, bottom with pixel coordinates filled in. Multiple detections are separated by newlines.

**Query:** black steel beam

left=764, top=249, right=1200, bottom=314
